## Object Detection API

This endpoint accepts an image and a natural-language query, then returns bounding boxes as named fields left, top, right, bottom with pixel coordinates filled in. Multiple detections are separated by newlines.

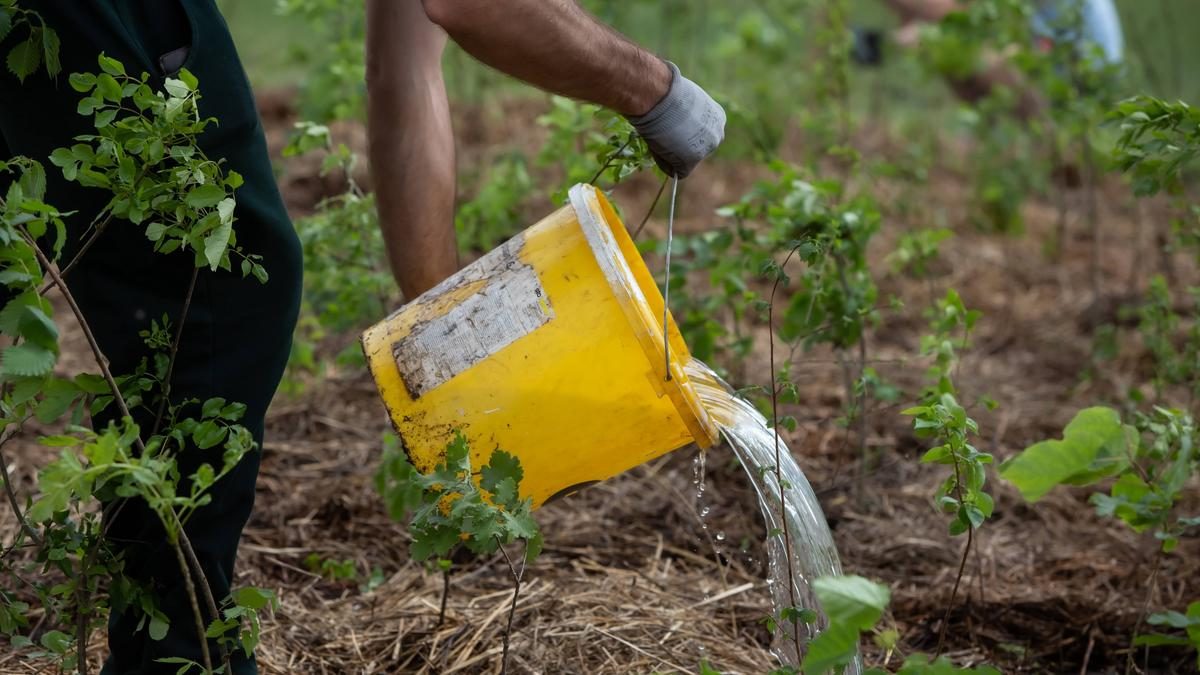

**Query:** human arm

left=365, top=0, right=458, bottom=299
left=418, top=0, right=670, bottom=117
left=419, top=0, right=724, bottom=178
left=365, top=0, right=725, bottom=298
left=883, top=0, right=1045, bottom=119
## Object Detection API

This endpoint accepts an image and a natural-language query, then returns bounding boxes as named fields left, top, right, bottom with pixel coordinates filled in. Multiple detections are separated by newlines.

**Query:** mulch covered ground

left=2, top=93, right=1198, bottom=674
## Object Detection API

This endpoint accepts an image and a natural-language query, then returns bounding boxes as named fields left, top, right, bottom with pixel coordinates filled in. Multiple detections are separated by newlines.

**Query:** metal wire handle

left=662, top=175, right=679, bottom=382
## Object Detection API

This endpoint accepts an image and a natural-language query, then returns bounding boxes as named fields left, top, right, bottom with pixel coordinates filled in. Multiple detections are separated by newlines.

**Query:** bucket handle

left=661, top=175, right=681, bottom=382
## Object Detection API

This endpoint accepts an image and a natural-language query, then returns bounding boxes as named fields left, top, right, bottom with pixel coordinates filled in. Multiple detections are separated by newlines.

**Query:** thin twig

left=173, top=541, right=213, bottom=673
left=935, top=454, right=974, bottom=658
left=632, top=176, right=670, bottom=240
left=1079, top=627, right=1096, bottom=675
left=0, top=424, right=40, bottom=545
left=53, top=214, right=112, bottom=284
left=76, top=562, right=90, bottom=675
left=769, top=244, right=806, bottom=666
left=177, top=513, right=231, bottom=671
left=152, top=266, right=201, bottom=437
left=587, top=138, right=634, bottom=186
left=494, top=538, right=527, bottom=675
left=41, top=159, right=148, bottom=293
left=438, top=563, right=452, bottom=627
left=1126, top=551, right=1162, bottom=675
left=832, top=252, right=869, bottom=502
left=24, top=229, right=143, bottom=454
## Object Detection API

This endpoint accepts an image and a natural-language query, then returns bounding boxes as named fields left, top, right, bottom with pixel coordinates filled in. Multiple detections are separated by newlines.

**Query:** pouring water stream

left=685, top=359, right=861, bottom=673
left=657, top=180, right=856, bottom=671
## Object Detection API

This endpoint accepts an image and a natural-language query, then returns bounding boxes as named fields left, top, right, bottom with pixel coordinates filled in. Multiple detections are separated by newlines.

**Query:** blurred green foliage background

left=216, top=0, right=1200, bottom=106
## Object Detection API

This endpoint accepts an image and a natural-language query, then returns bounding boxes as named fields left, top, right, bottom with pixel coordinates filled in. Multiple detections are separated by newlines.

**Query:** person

left=0, top=1, right=724, bottom=673
left=883, top=0, right=1125, bottom=118
left=367, top=0, right=726, bottom=299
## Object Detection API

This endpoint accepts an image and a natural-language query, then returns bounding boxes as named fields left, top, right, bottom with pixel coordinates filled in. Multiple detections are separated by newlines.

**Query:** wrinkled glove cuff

left=626, top=62, right=725, bottom=179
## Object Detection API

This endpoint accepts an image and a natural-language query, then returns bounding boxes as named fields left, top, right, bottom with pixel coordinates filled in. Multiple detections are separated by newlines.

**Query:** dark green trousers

left=0, top=2, right=302, bottom=673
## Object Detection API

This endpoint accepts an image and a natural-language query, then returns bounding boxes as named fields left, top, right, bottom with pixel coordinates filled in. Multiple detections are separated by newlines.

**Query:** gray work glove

left=626, top=62, right=726, bottom=179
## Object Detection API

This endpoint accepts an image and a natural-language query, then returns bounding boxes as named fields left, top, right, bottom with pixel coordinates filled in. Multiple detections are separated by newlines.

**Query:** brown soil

left=2, top=92, right=1198, bottom=675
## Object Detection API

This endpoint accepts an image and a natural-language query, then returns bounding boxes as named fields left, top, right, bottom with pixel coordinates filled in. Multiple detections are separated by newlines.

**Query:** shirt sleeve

left=1030, top=0, right=1125, bottom=64
left=1081, top=0, right=1125, bottom=64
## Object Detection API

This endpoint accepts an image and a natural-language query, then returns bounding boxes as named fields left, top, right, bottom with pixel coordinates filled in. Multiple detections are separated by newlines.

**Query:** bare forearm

left=420, top=0, right=670, bottom=116
left=366, top=0, right=458, bottom=299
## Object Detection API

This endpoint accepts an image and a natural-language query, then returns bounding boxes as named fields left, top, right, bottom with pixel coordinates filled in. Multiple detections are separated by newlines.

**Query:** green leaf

left=489, top=476, right=519, bottom=507
left=231, top=587, right=276, bottom=611
left=35, top=378, right=78, bottom=424
left=999, top=407, right=1132, bottom=502
left=203, top=219, right=232, bottom=270
left=185, top=184, right=225, bottom=209
left=18, top=304, right=58, bottom=349
left=192, top=420, right=228, bottom=450
left=813, top=575, right=891, bottom=629
left=219, top=402, right=247, bottom=421
left=178, top=68, right=199, bottom=90
left=895, top=654, right=1001, bottom=674
left=920, top=445, right=952, bottom=464
left=0, top=10, right=12, bottom=45
left=74, top=373, right=110, bottom=394
left=1, top=343, right=56, bottom=377
left=524, top=530, right=544, bottom=562
left=481, top=450, right=523, bottom=498
left=87, top=433, right=118, bottom=467
left=98, top=53, right=125, bottom=76
left=803, top=619, right=862, bottom=674
left=410, top=525, right=461, bottom=561
left=41, top=27, right=60, bottom=77
left=69, top=71, right=95, bottom=92
left=96, top=73, right=122, bottom=102
left=39, top=629, right=71, bottom=654
left=444, top=433, right=471, bottom=474
left=205, top=618, right=235, bottom=639
left=76, top=95, right=98, bottom=117
left=202, top=397, right=228, bottom=419
left=18, top=160, right=46, bottom=201
left=217, top=197, right=236, bottom=225
left=1132, top=634, right=1191, bottom=647
left=148, top=614, right=169, bottom=641
left=1147, top=610, right=1195, bottom=629
left=194, top=463, right=215, bottom=489
left=802, top=575, right=891, bottom=673
left=163, top=78, right=190, bottom=98
left=7, top=34, right=41, bottom=82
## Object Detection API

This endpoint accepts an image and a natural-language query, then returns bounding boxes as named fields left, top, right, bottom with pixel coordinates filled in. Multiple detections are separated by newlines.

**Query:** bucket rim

left=568, top=184, right=720, bottom=449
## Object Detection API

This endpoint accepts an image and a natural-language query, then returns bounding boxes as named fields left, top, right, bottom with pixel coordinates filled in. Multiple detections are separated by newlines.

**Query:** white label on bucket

left=393, top=253, right=554, bottom=398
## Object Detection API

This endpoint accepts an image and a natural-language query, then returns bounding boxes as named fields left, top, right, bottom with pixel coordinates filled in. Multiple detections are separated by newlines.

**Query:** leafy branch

left=0, top=0, right=61, bottom=83
left=1, top=55, right=276, bottom=674
left=903, top=290, right=992, bottom=657
left=376, top=433, right=543, bottom=672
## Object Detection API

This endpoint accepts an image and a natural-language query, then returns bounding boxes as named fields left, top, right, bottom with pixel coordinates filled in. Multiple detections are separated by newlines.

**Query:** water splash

left=686, top=359, right=859, bottom=672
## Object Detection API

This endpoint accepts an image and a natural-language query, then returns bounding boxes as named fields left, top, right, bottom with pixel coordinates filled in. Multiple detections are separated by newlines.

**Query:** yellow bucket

left=361, top=184, right=719, bottom=507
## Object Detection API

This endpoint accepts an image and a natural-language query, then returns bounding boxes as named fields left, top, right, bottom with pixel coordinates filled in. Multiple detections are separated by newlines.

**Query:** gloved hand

left=626, top=62, right=726, bottom=179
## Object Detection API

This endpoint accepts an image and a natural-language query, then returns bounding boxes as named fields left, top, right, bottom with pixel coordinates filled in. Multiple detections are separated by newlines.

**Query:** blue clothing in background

left=1032, top=0, right=1125, bottom=63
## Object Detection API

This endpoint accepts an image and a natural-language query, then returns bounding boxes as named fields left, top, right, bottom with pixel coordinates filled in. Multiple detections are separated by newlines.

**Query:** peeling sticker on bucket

left=393, top=256, right=554, bottom=398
